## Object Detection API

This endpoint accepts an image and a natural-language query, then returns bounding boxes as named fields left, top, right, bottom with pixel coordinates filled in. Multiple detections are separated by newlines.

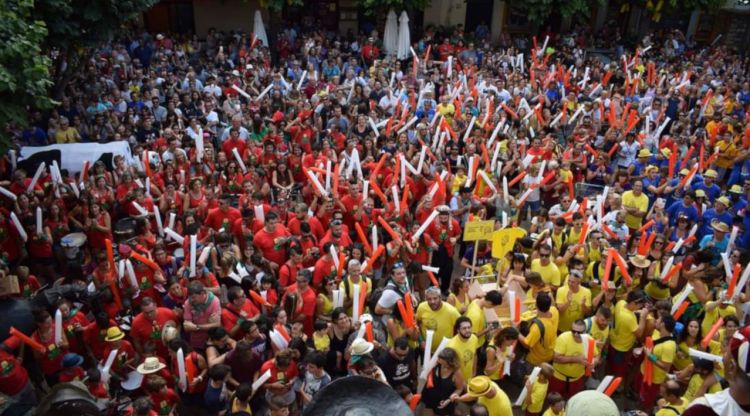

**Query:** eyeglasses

left=572, top=330, right=583, bottom=335
left=539, top=253, right=551, bottom=258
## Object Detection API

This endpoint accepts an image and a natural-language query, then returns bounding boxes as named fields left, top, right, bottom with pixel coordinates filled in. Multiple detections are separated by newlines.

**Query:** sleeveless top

left=421, top=365, right=457, bottom=415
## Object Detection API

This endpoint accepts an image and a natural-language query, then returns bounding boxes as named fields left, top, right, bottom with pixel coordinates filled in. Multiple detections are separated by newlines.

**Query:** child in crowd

left=542, top=392, right=565, bottom=416
left=524, top=363, right=553, bottom=416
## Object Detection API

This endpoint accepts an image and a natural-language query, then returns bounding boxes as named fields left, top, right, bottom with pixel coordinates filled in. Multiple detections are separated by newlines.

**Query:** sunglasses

left=572, top=330, right=583, bottom=335
left=539, top=253, right=551, bottom=258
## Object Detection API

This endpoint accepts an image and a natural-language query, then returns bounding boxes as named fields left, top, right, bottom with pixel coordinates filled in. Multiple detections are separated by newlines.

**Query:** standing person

left=260, top=348, right=299, bottom=413
left=518, top=293, right=559, bottom=367
left=0, top=344, right=36, bottom=415
left=183, top=282, right=221, bottom=352
left=428, top=205, right=461, bottom=293
left=281, top=269, right=317, bottom=337
left=130, top=297, right=179, bottom=358
left=637, top=316, right=677, bottom=410
left=555, top=270, right=592, bottom=333
left=607, top=290, right=649, bottom=393
left=377, top=336, right=416, bottom=391
left=416, top=287, right=461, bottom=354
left=622, top=180, right=649, bottom=233
left=447, top=316, right=480, bottom=382
left=551, top=320, right=591, bottom=399
left=299, top=350, right=331, bottom=410
left=374, top=263, right=411, bottom=318
left=420, top=347, right=466, bottom=416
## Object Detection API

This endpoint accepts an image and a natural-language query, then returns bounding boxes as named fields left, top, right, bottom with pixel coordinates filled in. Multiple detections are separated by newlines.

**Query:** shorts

left=549, top=374, right=585, bottom=399
left=606, top=344, right=633, bottom=378
left=634, top=370, right=660, bottom=409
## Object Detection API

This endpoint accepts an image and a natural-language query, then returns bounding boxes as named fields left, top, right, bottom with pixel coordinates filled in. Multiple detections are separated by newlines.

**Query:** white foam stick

left=424, top=330, right=435, bottom=365
left=54, top=309, right=63, bottom=345
left=362, top=178, right=369, bottom=199
left=189, top=235, right=197, bottom=277
left=522, top=154, right=535, bottom=168
left=463, top=116, right=477, bottom=142
left=689, top=348, right=723, bottom=363
left=392, top=185, right=400, bottom=213
left=198, top=245, right=212, bottom=266
left=597, top=375, right=615, bottom=392
left=529, top=127, right=536, bottom=138
left=412, top=210, right=439, bottom=243
left=735, top=265, right=750, bottom=297
left=368, top=117, right=380, bottom=138
left=515, top=366, right=542, bottom=406
left=28, top=162, right=45, bottom=193
left=179, top=170, right=186, bottom=189
left=145, top=177, right=151, bottom=198
left=509, top=291, right=518, bottom=323
left=503, top=346, right=513, bottom=375
left=35, top=207, right=43, bottom=236
left=447, top=56, right=453, bottom=78
left=538, top=160, right=547, bottom=179
left=125, top=259, right=138, bottom=290
left=132, top=201, right=148, bottom=217
left=675, top=80, right=690, bottom=90
left=297, top=70, right=308, bottom=90
left=167, top=212, right=176, bottom=230
left=672, top=238, right=686, bottom=254
left=653, top=116, right=671, bottom=140
left=416, top=147, right=427, bottom=174
left=422, top=265, right=440, bottom=274
left=490, top=142, right=502, bottom=173
left=252, top=369, right=272, bottom=393
left=727, top=226, right=739, bottom=254
left=388, top=71, right=396, bottom=89
left=305, top=169, right=328, bottom=196
left=10, top=212, right=27, bottom=242
left=478, top=171, right=497, bottom=194
left=330, top=245, right=340, bottom=271
left=372, top=224, right=378, bottom=250
left=153, top=206, right=164, bottom=237
left=269, top=330, right=288, bottom=349
left=721, top=252, right=733, bottom=278
left=518, top=188, right=534, bottom=205
left=51, top=161, right=62, bottom=184
left=487, top=122, right=503, bottom=149
left=397, top=116, right=419, bottom=134
left=502, top=211, right=509, bottom=228
left=280, top=75, right=291, bottom=90
left=257, top=83, right=273, bottom=100
left=671, top=283, right=694, bottom=315
left=227, top=272, right=242, bottom=284
left=464, top=156, right=476, bottom=187
left=0, top=187, right=17, bottom=201
left=253, top=204, right=265, bottom=223
left=568, top=107, right=584, bottom=125
left=420, top=337, right=450, bottom=380
left=332, top=290, right=343, bottom=308
left=502, top=176, right=509, bottom=205
left=688, top=224, right=698, bottom=239
left=659, top=256, right=675, bottom=281
left=134, top=179, right=144, bottom=189
left=195, top=128, right=204, bottom=161
left=232, top=148, right=247, bottom=173
left=231, top=85, right=252, bottom=100
left=100, top=347, right=118, bottom=383
left=177, top=348, right=188, bottom=391
left=549, top=110, right=564, bottom=127
left=400, top=155, right=407, bottom=185
left=118, top=259, right=126, bottom=280
left=352, top=284, right=361, bottom=322
left=347, top=82, right=355, bottom=103
left=588, top=83, right=603, bottom=98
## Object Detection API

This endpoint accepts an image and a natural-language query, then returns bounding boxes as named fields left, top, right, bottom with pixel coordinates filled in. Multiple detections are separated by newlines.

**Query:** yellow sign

left=463, top=220, right=495, bottom=241
left=491, top=228, right=527, bottom=259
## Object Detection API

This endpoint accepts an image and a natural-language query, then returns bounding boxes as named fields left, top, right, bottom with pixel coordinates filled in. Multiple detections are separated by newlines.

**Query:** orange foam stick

left=355, top=223, right=373, bottom=255
left=143, top=151, right=151, bottom=177
left=608, top=101, right=617, bottom=127
left=540, top=171, right=556, bottom=186
left=426, top=371, right=435, bottom=388
left=728, top=263, right=742, bottom=298
left=369, top=179, right=389, bottom=207
left=400, top=183, right=410, bottom=211
left=665, top=241, right=676, bottom=252
left=579, top=222, right=589, bottom=245
left=378, top=216, right=402, bottom=244
left=644, top=337, right=654, bottom=386
left=409, top=394, right=421, bottom=411
left=661, top=262, right=683, bottom=284
left=416, top=138, right=438, bottom=161
left=365, top=321, right=374, bottom=342
left=620, top=103, right=631, bottom=127
left=623, top=115, right=640, bottom=135
left=397, top=300, right=410, bottom=326
left=699, top=145, right=705, bottom=171
left=501, top=103, right=518, bottom=119
left=130, top=252, right=160, bottom=271
left=601, top=223, right=618, bottom=241
left=508, top=172, right=526, bottom=187
left=332, top=165, right=340, bottom=197
left=602, top=70, right=613, bottom=86
left=427, top=271, right=439, bottom=287
left=607, top=143, right=619, bottom=158
left=405, top=292, right=416, bottom=328
left=585, top=144, right=599, bottom=158
left=424, top=45, right=431, bottom=62
left=362, top=245, right=384, bottom=274
left=705, top=151, right=720, bottom=168
left=275, top=324, right=291, bottom=342
left=480, top=143, right=491, bottom=167
left=702, top=318, right=724, bottom=348
left=371, top=153, right=388, bottom=179
left=336, top=252, right=346, bottom=279
left=513, top=297, right=521, bottom=325
left=579, top=197, right=588, bottom=216
left=585, top=337, right=596, bottom=376
left=105, top=239, right=116, bottom=271
left=678, top=166, right=699, bottom=188
left=109, top=278, right=122, bottom=311
left=567, top=177, right=575, bottom=199
left=358, top=281, right=368, bottom=316
left=9, top=327, right=46, bottom=353
left=604, top=377, right=622, bottom=396
left=534, top=106, right=545, bottom=126
left=249, top=290, right=268, bottom=307
left=412, top=56, right=418, bottom=78
left=673, top=300, right=690, bottom=320
left=668, top=151, right=677, bottom=179
left=613, top=250, right=632, bottom=285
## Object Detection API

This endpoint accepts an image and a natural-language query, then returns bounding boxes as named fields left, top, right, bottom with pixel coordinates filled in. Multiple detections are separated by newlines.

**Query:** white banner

left=19, top=142, right=135, bottom=174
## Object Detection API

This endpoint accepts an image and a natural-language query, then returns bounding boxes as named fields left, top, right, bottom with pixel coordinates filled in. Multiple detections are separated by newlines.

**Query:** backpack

left=369, top=279, right=405, bottom=316
left=518, top=316, right=546, bottom=353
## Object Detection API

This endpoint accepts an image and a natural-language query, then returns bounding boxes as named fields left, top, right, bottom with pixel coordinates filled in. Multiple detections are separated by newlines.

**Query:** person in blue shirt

left=728, top=184, right=747, bottom=216
left=666, top=191, right=699, bottom=227
left=663, top=168, right=691, bottom=208
left=698, top=196, right=733, bottom=239
left=691, top=169, right=722, bottom=203
left=699, top=221, right=731, bottom=266
left=629, top=149, right=655, bottom=180
left=642, top=166, right=667, bottom=204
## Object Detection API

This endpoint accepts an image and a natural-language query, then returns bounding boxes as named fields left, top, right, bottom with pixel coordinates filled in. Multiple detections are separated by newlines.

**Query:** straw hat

left=712, top=221, right=730, bottom=233
left=630, top=254, right=651, bottom=269
left=105, top=326, right=125, bottom=342
left=137, top=357, right=167, bottom=375
left=694, top=189, right=706, bottom=198
left=730, top=185, right=743, bottom=194
left=638, top=149, right=652, bottom=158
left=467, top=376, right=494, bottom=397
left=350, top=338, right=374, bottom=356
left=716, top=196, right=731, bottom=207
left=704, top=169, right=719, bottom=179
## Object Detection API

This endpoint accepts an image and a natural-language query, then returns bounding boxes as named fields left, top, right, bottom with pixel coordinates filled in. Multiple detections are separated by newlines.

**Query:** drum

left=114, top=218, right=137, bottom=242
left=120, top=370, right=144, bottom=391
left=60, top=233, right=87, bottom=259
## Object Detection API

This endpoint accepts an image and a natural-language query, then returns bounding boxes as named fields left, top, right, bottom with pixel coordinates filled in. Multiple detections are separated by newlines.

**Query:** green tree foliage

left=262, top=0, right=305, bottom=13
left=0, top=0, right=54, bottom=151
left=523, top=0, right=606, bottom=24
left=34, top=0, right=159, bottom=98
left=361, top=0, right=432, bottom=14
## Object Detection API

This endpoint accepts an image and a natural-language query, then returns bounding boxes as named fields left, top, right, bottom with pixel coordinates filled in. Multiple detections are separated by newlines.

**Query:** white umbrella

left=253, top=10, right=269, bottom=47
left=397, top=11, right=411, bottom=60
left=384, top=10, right=398, bottom=56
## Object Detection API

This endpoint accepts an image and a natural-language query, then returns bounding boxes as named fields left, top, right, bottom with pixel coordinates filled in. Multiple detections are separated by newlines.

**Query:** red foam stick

left=501, top=103, right=518, bottom=119
left=427, top=271, right=440, bottom=287
left=702, top=318, right=724, bottom=348
left=661, top=262, right=683, bottom=284
left=673, top=300, right=690, bottom=320
left=362, top=245, right=385, bottom=274
left=355, top=223, right=373, bottom=255
left=513, top=297, right=521, bottom=326
left=579, top=222, right=589, bottom=245
left=668, top=151, right=677, bottom=179
left=644, top=337, right=654, bottom=386
left=378, top=216, right=402, bottom=244
left=728, top=263, right=742, bottom=298
left=607, top=143, right=619, bottom=158
left=540, top=171, right=556, bottom=186
left=664, top=241, right=676, bottom=252
left=404, top=292, right=415, bottom=328
left=365, top=322, right=374, bottom=342
left=604, top=377, right=622, bottom=396
left=585, top=337, right=596, bottom=376
left=601, top=223, right=618, bottom=241
left=130, top=252, right=160, bottom=271
left=508, top=172, right=526, bottom=187
left=249, top=290, right=268, bottom=307
left=585, top=144, right=599, bottom=158
left=602, top=251, right=614, bottom=288
left=9, top=327, right=45, bottom=353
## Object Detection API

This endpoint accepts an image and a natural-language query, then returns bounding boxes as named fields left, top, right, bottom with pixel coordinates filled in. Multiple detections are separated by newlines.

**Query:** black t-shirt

left=377, top=349, right=414, bottom=389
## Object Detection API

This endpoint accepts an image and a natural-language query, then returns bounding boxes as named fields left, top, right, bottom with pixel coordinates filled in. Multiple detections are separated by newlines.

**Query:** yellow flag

left=491, top=227, right=527, bottom=259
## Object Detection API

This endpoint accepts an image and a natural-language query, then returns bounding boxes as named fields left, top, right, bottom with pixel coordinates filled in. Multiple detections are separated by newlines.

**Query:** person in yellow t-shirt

left=555, top=270, right=592, bottom=332
left=523, top=363, right=553, bottom=416
left=585, top=306, right=611, bottom=357
left=447, top=317, right=480, bottom=381
left=682, top=358, right=722, bottom=402
left=416, top=287, right=461, bottom=353
left=485, top=327, right=520, bottom=382
left=464, top=291, right=503, bottom=346
left=607, top=291, right=648, bottom=381
left=654, top=379, right=689, bottom=416
left=541, top=392, right=566, bottom=416
left=453, top=376, right=512, bottom=416
left=531, top=244, right=561, bottom=289
left=524, top=272, right=552, bottom=313
left=638, top=316, right=677, bottom=409
left=551, top=320, right=591, bottom=399
left=450, top=165, right=468, bottom=195
left=519, top=292, right=559, bottom=366
left=621, top=181, right=649, bottom=230
left=701, top=294, right=737, bottom=337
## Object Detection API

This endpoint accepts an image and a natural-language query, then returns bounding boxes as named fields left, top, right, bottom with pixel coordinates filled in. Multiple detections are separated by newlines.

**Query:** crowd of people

left=1, top=16, right=750, bottom=416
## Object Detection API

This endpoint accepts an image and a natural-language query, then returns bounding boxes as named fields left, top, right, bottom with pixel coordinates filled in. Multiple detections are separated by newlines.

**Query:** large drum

left=60, top=232, right=87, bottom=260
left=114, top=218, right=138, bottom=242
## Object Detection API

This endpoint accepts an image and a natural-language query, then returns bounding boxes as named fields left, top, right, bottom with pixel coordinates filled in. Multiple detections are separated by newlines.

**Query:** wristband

left=648, top=353, right=658, bottom=363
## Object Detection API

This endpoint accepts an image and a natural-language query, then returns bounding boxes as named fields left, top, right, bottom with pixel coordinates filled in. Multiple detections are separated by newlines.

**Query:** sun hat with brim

left=350, top=338, right=374, bottom=357
left=712, top=221, right=730, bottom=233
left=62, top=353, right=84, bottom=368
left=437, top=205, right=451, bottom=214
left=630, top=254, right=651, bottom=269
left=695, top=189, right=706, bottom=198
left=730, top=185, right=743, bottom=194
left=716, top=196, right=731, bottom=207
left=137, top=357, right=167, bottom=375
left=467, top=376, right=493, bottom=397
left=105, top=326, right=125, bottom=342
left=704, top=169, right=719, bottom=179
left=638, top=149, right=652, bottom=158
left=679, top=168, right=690, bottom=176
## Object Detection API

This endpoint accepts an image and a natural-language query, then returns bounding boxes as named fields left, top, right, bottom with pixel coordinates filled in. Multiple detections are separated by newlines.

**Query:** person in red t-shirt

left=221, top=286, right=260, bottom=338
left=313, top=242, right=338, bottom=288
left=252, top=211, right=291, bottom=269
left=287, top=203, right=325, bottom=240
left=222, top=128, right=248, bottom=159
left=205, top=196, right=242, bottom=232
left=130, top=298, right=179, bottom=359
left=144, top=374, right=180, bottom=416
left=102, top=327, right=137, bottom=378
left=259, top=348, right=299, bottom=407
left=427, top=205, right=461, bottom=293
left=318, top=219, right=353, bottom=252
left=0, top=347, right=35, bottom=413
left=278, top=246, right=305, bottom=291
left=282, top=269, right=317, bottom=336
left=58, top=353, right=86, bottom=383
